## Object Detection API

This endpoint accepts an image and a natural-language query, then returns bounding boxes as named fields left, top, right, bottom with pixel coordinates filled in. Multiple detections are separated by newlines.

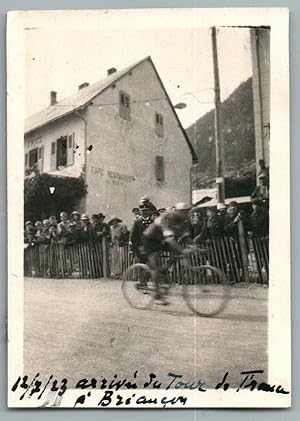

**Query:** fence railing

left=24, top=234, right=269, bottom=284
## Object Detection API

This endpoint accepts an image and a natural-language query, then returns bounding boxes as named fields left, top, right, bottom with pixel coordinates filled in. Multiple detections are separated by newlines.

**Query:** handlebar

left=161, top=245, right=210, bottom=259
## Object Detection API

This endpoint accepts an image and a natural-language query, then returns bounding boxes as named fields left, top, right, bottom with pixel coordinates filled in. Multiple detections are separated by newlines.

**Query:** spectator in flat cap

left=92, top=213, right=110, bottom=241
left=224, top=201, right=242, bottom=239
left=129, top=205, right=152, bottom=263
left=251, top=174, right=269, bottom=205
left=49, top=226, right=59, bottom=244
left=248, top=199, right=269, bottom=238
left=188, top=208, right=203, bottom=238
left=195, top=207, right=223, bottom=242
left=132, top=207, right=140, bottom=221
left=79, top=214, right=96, bottom=244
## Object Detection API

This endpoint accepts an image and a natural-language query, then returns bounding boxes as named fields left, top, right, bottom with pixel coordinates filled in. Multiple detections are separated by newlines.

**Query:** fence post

left=238, top=220, right=249, bottom=282
left=102, top=237, right=107, bottom=278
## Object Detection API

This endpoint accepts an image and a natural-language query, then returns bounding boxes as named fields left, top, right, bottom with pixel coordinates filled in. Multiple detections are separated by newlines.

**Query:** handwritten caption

left=11, top=370, right=289, bottom=408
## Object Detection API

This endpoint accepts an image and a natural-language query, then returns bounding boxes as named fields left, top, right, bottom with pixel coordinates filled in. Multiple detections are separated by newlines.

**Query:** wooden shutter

left=119, top=91, right=130, bottom=120
left=67, top=133, right=74, bottom=165
left=155, top=113, right=164, bottom=137
left=50, top=141, right=57, bottom=170
left=37, top=146, right=44, bottom=173
left=155, top=155, right=165, bottom=181
left=25, top=153, right=29, bottom=168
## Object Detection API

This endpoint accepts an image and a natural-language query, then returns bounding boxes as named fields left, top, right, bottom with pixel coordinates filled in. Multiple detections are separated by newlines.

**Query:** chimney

left=107, top=67, right=117, bottom=76
left=50, top=91, right=57, bottom=105
left=78, top=82, right=89, bottom=90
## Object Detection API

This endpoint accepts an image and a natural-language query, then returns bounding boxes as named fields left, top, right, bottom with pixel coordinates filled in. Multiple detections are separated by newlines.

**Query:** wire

left=30, top=90, right=216, bottom=109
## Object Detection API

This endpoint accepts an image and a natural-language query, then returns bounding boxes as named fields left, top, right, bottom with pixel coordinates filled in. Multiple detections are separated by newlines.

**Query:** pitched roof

left=25, top=57, right=149, bottom=134
left=25, top=56, right=197, bottom=162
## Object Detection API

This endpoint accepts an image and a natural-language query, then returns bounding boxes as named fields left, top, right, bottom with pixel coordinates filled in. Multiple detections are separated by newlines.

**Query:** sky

left=25, top=24, right=252, bottom=128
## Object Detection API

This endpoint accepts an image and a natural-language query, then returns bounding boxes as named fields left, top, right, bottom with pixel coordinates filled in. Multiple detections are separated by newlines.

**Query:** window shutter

left=119, top=91, right=130, bottom=120
left=67, top=133, right=74, bottom=165
left=50, top=141, right=57, bottom=170
left=155, top=155, right=165, bottom=182
left=25, top=153, right=29, bottom=168
left=37, top=146, right=44, bottom=173
left=155, top=113, right=164, bottom=137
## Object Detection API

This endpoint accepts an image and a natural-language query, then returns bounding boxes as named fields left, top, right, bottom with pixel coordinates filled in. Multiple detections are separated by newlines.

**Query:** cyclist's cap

left=25, top=220, right=33, bottom=226
left=173, top=202, right=191, bottom=211
left=132, top=207, right=139, bottom=213
left=228, top=201, right=238, bottom=207
left=141, top=195, right=150, bottom=201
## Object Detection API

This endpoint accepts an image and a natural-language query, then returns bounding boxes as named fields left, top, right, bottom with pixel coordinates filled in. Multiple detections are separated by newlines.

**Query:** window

left=29, top=148, right=38, bottom=168
left=155, top=155, right=165, bottom=182
left=56, top=136, right=68, bottom=168
left=119, top=91, right=130, bottom=120
left=50, top=134, right=74, bottom=171
left=25, top=153, right=28, bottom=168
left=155, top=113, right=164, bottom=137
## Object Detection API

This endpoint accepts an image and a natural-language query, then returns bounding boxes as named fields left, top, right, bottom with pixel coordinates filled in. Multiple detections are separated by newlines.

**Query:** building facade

left=24, top=57, right=196, bottom=224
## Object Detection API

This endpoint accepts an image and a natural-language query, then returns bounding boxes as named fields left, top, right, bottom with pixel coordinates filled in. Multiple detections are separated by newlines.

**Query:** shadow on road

left=151, top=305, right=267, bottom=323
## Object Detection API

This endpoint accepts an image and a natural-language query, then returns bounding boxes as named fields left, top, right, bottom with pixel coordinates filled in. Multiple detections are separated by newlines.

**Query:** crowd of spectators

left=24, top=173, right=269, bottom=252
left=24, top=212, right=116, bottom=247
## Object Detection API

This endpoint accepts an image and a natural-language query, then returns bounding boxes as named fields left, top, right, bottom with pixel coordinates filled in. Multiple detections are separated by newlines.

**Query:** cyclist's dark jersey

left=142, top=211, right=187, bottom=253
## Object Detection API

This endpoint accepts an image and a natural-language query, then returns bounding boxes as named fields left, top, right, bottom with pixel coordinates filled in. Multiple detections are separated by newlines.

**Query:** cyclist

left=142, top=202, right=197, bottom=304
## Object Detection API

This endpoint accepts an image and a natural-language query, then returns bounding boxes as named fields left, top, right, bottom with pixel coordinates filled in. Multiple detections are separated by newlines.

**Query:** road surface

left=24, top=277, right=268, bottom=389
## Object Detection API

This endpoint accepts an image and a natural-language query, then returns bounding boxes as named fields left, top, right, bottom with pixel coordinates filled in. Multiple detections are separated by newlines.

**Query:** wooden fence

left=24, top=235, right=269, bottom=284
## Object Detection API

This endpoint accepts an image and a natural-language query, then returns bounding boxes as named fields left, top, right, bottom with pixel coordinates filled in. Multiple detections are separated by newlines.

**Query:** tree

left=24, top=173, right=87, bottom=222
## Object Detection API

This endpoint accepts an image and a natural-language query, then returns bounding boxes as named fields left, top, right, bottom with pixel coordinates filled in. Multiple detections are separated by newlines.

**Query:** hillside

left=186, top=77, right=256, bottom=195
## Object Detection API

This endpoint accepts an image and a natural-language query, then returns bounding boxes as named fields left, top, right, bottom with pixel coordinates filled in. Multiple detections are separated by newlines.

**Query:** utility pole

left=211, top=27, right=225, bottom=207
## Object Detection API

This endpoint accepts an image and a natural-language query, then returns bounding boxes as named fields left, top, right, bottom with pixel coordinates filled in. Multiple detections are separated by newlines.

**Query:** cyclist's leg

left=148, top=251, right=169, bottom=304
left=147, top=251, right=159, bottom=292
left=136, top=250, right=149, bottom=286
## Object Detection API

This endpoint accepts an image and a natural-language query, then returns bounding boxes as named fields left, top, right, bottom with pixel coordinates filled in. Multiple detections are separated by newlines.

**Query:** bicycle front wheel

left=182, top=265, right=230, bottom=317
left=122, top=263, right=155, bottom=310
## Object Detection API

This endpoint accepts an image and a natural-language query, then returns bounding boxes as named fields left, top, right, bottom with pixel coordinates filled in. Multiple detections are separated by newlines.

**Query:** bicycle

left=121, top=246, right=230, bottom=317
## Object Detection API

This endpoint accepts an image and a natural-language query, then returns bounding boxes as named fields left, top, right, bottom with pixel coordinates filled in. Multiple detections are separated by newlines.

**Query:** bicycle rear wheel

left=182, top=265, right=230, bottom=317
left=122, top=263, right=155, bottom=309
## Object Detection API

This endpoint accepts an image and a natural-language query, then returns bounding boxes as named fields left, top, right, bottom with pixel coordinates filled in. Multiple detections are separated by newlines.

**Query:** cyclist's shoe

left=155, top=293, right=170, bottom=305
left=157, top=300, right=170, bottom=306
